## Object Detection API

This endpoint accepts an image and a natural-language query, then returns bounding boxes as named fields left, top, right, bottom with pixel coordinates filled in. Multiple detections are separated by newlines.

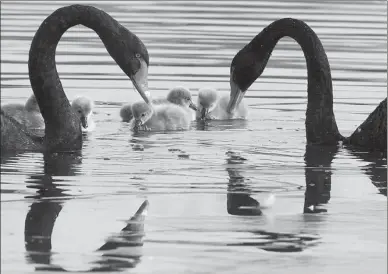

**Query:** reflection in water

left=303, top=144, right=338, bottom=214
left=225, top=148, right=323, bottom=252
left=225, top=151, right=262, bottom=216
left=195, top=119, right=250, bottom=131
left=23, top=152, right=148, bottom=272
left=346, top=147, right=387, bottom=196
left=225, top=144, right=386, bottom=253
left=24, top=152, right=82, bottom=268
left=92, top=200, right=148, bottom=272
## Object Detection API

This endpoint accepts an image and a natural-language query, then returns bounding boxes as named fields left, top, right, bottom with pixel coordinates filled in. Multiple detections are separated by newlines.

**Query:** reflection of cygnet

left=2, top=94, right=44, bottom=129
left=196, top=87, right=248, bottom=120
left=120, top=86, right=197, bottom=122
left=130, top=101, right=192, bottom=131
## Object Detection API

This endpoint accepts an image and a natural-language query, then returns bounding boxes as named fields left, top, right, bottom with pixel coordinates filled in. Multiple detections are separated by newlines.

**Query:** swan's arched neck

left=230, top=18, right=343, bottom=145
left=28, top=4, right=149, bottom=151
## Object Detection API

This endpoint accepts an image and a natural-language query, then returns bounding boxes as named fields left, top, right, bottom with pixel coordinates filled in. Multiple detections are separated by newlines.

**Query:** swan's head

left=131, top=101, right=154, bottom=128
left=228, top=42, right=270, bottom=114
left=25, top=94, right=40, bottom=112
left=71, top=96, right=94, bottom=129
left=167, top=86, right=197, bottom=111
left=197, top=87, right=218, bottom=119
left=106, top=27, right=151, bottom=105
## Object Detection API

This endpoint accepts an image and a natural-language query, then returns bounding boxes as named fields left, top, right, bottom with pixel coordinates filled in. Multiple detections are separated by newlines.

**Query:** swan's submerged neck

left=238, top=18, right=342, bottom=144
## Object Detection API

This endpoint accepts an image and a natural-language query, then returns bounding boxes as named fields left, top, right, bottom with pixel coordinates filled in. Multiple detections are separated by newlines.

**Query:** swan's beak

left=226, top=80, right=245, bottom=114
left=80, top=116, right=88, bottom=128
left=130, top=59, right=151, bottom=105
left=189, top=101, right=198, bottom=111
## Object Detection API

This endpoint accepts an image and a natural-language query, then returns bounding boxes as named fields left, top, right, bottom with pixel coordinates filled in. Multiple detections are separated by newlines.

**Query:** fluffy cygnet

left=2, top=94, right=95, bottom=131
left=130, top=101, right=192, bottom=131
left=196, top=87, right=248, bottom=120
left=120, top=86, right=197, bottom=122
left=1, top=94, right=44, bottom=129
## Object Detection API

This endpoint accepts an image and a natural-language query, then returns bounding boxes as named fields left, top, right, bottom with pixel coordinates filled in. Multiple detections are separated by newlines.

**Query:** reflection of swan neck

left=28, top=5, right=122, bottom=139
left=250, top=18, right=342, bottom=144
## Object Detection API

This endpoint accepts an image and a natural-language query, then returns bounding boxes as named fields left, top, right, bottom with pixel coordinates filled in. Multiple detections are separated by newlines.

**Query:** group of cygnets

left=2, top=86, right=248, bottom=133
left=120, top=86, right=248, bottom=131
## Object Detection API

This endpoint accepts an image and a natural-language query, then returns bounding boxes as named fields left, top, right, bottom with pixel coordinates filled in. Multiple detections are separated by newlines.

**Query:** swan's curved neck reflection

left=24, top=151, right=82, bottom=266
left=24, top=151, right=149, bottom=272
left=225, top=151, right=262, bottom=216
left=303, top=144, right=338, bottom=213
left=224, top=144, right=386, bottom=253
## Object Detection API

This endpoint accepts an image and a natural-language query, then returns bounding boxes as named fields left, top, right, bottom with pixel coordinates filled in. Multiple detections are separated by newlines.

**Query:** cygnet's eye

left=186, top=98, right=190, bottom=101
left=77, top=110, right=82, bottom=114
left=135, top=53, right=141, bottom=58
left=141, top=113, right=146, bottom=117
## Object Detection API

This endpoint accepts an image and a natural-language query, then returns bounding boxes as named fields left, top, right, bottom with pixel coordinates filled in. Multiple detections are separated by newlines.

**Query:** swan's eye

left=78, top=110, right=82, bottom=114
left=135, top=53, right=141, bottom=58
left=186, top=98, right=190, bottom=101
left=141, top=113, right=146, bottom=117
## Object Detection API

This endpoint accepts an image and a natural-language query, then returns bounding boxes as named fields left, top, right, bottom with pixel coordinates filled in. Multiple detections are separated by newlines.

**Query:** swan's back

left=1, top=110, right=42, bottom=151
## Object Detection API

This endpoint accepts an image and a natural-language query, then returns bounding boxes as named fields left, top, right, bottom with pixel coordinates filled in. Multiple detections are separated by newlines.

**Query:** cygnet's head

left=167, top=86, right=197, bottom=111
left=197, top=87, right=218, bottom=119
left=120, top=104, right=133, bottom=122
left=131, top=101, right=154, bottom=128
left=72, top=96, right=94, bottom=129
left=25, top=94, right=40, bottom=112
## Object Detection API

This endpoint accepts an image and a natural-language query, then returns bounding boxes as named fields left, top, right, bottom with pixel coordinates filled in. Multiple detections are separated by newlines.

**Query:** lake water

left=1, top=1, right=387, bottom=273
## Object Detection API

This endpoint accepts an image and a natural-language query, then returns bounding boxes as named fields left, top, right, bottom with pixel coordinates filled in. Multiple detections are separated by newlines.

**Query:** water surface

left=1, top=1, right=387, bottom=273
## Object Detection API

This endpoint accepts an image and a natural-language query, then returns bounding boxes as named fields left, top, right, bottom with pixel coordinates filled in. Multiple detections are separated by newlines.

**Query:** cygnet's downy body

left=2, top=94, right=95, bottom=131
left=130, top=101, right=192, bottom=131
left=1, top=94, right=45, bottom=129
left=196, top=87, right=248, bottom=120
left=120, top=86, right=197, bottom=122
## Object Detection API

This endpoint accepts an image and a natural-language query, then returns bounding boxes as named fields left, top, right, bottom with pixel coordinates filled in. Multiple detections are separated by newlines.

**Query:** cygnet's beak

left=226, top=80, right=245, bottom=114
left=134, top=118, right=143, bottom=128
left=189, top=100, right=198, bottom=111
left=130, top=59, right=151, bottom=105
left=80, top=116, right=88, bottom=128
left=200, top=106, right=208, bottom=120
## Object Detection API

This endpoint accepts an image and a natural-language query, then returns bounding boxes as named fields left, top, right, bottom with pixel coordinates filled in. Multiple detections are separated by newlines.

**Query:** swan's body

left=130, top=101, right=192, bottom=131
left=228, top=18, right=386, bottom=151
left=1, top=5, right=149, bottom=152
left=120, top=86, right=197, bottom=122
left=196, top=87, right=248, bottom=120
